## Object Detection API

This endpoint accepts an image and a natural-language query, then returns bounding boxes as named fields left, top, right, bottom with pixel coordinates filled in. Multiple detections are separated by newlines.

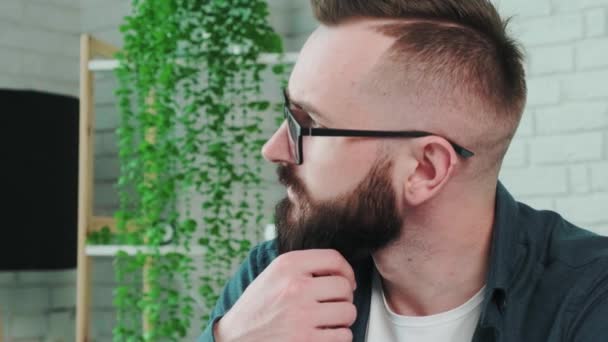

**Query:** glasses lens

left=284, top=106, right=300, bottom=163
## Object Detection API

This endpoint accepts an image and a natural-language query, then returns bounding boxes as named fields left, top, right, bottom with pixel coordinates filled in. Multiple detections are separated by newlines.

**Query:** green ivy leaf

left=112, top=0, right=286, bottom=339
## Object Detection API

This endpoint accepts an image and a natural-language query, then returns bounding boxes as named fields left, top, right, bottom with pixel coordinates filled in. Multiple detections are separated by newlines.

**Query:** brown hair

left=310, top=0, right=527, bottom=166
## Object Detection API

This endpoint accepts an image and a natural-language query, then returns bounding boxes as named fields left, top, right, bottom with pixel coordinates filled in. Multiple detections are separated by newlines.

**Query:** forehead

left=288, top=21, right=396, bottom=124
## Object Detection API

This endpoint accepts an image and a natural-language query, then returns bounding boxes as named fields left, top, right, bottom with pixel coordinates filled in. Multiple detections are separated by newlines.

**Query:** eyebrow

left=284, top=87, right=328, bottom=123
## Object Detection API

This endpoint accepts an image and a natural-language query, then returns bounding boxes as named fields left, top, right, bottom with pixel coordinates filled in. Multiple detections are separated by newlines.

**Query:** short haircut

left=310, top=0, right=527, bottom=168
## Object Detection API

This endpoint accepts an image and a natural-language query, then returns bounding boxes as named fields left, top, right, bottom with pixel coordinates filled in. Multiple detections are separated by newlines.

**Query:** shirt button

left=494, top=290, right=507, bottom=314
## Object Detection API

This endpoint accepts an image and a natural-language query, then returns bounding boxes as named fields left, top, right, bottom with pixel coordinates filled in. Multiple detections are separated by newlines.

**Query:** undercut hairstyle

left=310, top=0, right=527, bottom=170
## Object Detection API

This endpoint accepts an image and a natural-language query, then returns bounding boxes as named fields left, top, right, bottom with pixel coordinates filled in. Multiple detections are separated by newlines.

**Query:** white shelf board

left=86, top=244, right=207, bottom=257
left=88, top=59, right=119, bottom=71
left=86, top=225, right=275, bottom=257
left=89, top=52, right=299, bottom=71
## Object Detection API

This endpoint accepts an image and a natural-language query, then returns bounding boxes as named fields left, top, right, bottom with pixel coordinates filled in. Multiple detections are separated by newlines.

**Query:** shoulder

left=228, top=239, right=279, bottom=286
left=515, top=203, right=608, bottom=302
left=207, top=240, right=279, bottom=318
left=198, top=240, right=280, bottom=340
left=516, top=204, right=608, bottom=338
left=247, top=239, right=280, bottom=276
left=517, top=202, right=608, bottom=268
left=229, top=239, right=280, bottom=288
left=521, top=203, right=608, bottom=308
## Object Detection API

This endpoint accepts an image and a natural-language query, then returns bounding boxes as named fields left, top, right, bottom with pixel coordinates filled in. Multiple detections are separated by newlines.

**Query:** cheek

left=300, top=137, right=379, bottom=201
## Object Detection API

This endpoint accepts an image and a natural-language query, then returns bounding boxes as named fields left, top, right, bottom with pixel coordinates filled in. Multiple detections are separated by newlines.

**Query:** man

left=199, top=1, right=608, bottom=341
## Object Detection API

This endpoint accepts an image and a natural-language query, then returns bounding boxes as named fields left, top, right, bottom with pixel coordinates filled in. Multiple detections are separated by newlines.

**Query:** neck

left=372, top=184, right=495, bottom=316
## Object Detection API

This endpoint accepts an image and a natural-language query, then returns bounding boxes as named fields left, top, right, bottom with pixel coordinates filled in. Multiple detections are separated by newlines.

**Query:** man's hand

left=214, top=249, right=357, bottom=342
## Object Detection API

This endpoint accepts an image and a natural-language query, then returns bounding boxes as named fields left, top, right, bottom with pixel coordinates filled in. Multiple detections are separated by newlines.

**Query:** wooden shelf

left=77, top=34, right=282, bottom=340
left=86, top=245, right=207, bottom=257
left=86, top=223, right=276, bottom=257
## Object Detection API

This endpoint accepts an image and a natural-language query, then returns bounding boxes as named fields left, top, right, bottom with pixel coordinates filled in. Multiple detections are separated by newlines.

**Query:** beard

left=274, top=159, right=403, bottom=264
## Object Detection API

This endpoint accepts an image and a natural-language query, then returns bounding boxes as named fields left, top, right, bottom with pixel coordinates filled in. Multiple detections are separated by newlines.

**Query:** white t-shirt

left=365, top=268, right=485, bottom=342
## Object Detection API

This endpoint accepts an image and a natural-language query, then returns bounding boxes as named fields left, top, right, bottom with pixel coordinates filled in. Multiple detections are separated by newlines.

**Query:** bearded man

left=198, top=1, right=608, bottom=341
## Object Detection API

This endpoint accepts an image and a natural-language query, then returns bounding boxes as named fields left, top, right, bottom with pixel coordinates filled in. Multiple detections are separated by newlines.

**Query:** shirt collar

left=478, top=182, right=527, bottom=328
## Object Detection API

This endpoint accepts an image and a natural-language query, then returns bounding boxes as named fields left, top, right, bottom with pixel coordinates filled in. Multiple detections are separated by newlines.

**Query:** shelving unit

left=76, top=34, right=120, bottom=342
left=76, top=34, right=293, bottom=340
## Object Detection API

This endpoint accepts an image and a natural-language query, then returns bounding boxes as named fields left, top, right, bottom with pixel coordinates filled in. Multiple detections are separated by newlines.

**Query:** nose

left=261, top=121, right=294, bottom=164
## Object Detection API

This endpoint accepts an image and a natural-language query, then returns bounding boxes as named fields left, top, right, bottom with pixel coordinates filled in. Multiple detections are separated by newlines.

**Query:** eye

left=303, top=116, right=323, bottom=128
left=291, top=107, right=316, bottom=126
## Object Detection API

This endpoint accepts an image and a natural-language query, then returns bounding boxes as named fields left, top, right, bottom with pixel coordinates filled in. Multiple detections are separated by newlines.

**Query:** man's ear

left=404, top=136, right=457, bottom=206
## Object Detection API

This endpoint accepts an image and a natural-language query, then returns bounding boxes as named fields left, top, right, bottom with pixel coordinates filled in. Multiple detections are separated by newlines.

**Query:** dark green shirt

left=199, top=183, right=608, bottom=341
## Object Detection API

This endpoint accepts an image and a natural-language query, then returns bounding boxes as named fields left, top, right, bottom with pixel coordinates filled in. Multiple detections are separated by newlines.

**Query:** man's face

left=262, top=22, right=408, bottom=262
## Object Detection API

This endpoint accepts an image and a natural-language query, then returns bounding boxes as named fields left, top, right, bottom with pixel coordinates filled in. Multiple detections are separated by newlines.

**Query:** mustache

left=277, top=165, right=306, bottom=197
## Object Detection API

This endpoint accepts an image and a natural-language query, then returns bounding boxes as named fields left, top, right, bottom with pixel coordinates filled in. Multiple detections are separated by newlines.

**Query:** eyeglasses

left=283, top=88, right=474, bottom=165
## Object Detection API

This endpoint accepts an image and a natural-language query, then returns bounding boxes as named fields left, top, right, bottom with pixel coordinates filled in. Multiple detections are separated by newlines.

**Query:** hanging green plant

left=111, top=0, right=287, bottom=340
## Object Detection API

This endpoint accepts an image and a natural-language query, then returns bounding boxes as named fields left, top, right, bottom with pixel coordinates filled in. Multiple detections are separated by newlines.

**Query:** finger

left=314, top=327, right=353, bottom=342
left=309, top=276, right=354, bottom=303
left=282, top=249, right=356, bottom=290
left=313, top=302, right=357, bottom=328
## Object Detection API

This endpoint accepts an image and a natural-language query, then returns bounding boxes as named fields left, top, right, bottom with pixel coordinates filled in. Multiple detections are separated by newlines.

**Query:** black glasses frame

left=283, top=89, right=474, bottom=165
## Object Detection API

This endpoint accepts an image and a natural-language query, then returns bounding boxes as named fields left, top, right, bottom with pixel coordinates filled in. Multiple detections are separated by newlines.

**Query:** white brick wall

left=526, top=76, right=561, bottom=105
left=563, top=70, right=608, bottom=99
left=535, top=102, right=608, bottom=134
left=495, top=0, right=552, bottom=18
left=0, top=1, right=123, bottom=340
left=517, top=14, right=585, bottom=45
left=80, top=0, right=130, bottom=47
left=0, top=0, right=82, bottom=339
left=0, top=269, right=117, bottom=341
left=591, top=162, right=608, bottom=189
left=529, top=133, right=603, bottom=164
left=556, top=193, right=608, bottom=225
left=553, top=0, right=608, bottom=12
left=497, top=0, right=608, bottom=235
left=528, top=45, right=575, bottom=75
left=577, top=38, right=608, bottom=69
left=585, top=8, right=607, bottom=37
left=1, top=0, right=608, bottom=340
left=0, top=0, right=80, bottom=97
